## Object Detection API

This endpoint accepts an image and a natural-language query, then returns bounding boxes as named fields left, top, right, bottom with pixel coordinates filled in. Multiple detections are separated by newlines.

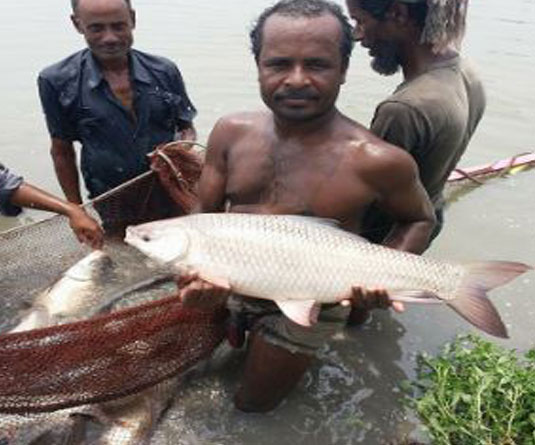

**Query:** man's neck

left=95, top=54, right=130, bottom=75
left=400, top=42, right=458, bottom=81
left=273, top=108, right=340, bottom=140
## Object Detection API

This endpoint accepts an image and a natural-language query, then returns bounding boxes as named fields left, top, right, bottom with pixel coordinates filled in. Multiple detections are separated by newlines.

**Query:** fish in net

left=0, top=142, right=226, bottom=443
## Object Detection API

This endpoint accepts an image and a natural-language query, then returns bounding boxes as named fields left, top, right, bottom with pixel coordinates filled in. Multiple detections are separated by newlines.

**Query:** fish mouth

left=124, top=226, right=144, bottom=246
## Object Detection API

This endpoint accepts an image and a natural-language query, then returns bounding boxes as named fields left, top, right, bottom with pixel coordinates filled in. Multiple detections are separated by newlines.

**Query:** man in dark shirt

left=38, top=0, right=197, bottom=205
left=344, top=0, right=485, bottom=325
left=345, top=0, right=485, bottom=243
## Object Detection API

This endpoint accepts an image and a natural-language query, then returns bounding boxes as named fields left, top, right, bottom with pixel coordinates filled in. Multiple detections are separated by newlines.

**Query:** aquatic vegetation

left=406, top=334, right=535, bottom=445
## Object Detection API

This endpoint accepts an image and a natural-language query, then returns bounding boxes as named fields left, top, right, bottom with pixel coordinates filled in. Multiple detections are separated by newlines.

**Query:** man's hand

left=341, top=286, right=405, bottom=313
left=176, top=272, right=231, bottom=310
left=177, top=125, right=197, bottom=142
left=66, top=205, right=104, bottom=250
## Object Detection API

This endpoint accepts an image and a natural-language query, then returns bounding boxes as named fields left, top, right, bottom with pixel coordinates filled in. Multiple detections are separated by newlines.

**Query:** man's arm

left=370, top=147, right=436, bottom=254
left=371, top=101, right=427, bottom=156
left=168, top=64, right=198, bottom=143
left=10, top=182, right=103, bottom=249
left=180, top=117, right=237, bottom=305
left=197, top=118, right=233, bottom=213
left=345, top=145, right=435, bottom=316
left=50, top=138, right=83, bottom=205
left=38, top=76, right=82, bottom=204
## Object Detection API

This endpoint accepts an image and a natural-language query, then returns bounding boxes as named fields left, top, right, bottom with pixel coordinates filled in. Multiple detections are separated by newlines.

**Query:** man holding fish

left=121, top=0, right=528, bottom=420
left=173, top=0, right=436, bottom=413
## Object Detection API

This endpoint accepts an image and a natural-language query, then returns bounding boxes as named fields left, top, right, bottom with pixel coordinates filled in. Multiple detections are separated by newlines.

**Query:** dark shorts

left=227, top=295, right=350, bottom=355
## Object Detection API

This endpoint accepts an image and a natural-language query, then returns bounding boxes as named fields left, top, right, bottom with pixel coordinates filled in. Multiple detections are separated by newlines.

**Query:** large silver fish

left=125, top=213, right=532, bottom=338
left=9, top=250, right=116, bottom=332
left=2, top=250, right=179, bottom=445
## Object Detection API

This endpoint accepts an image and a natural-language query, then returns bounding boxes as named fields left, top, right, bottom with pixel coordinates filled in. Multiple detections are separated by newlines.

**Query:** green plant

left=406, top=334, right=535, bottom=445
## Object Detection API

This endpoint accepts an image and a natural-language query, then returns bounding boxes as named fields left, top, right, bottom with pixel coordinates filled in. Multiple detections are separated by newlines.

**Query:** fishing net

left=0, top=298, right=226, bottom=414
left=443, top=151, right=535, bottom=204
left=0, top=142, right=227, bottom=421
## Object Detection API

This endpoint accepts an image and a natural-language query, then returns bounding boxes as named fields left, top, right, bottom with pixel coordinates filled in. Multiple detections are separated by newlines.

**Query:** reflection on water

left=154, top=171, right=534, bottom=445
left=151, top=311, right=412, bottom=445
left=0, top=0, right=534, bottom=443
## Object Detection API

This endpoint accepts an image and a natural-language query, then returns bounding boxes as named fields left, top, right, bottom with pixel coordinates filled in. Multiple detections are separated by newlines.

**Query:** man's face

left=346, top=1, right=401, bottom=75
left=257, top=14, right=347, bottom=122
left=72, top=0, right=135, bottom=63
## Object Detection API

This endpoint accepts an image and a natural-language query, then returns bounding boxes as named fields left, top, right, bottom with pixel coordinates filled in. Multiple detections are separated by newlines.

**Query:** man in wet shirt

left=38, top=0, right=197, bottom=207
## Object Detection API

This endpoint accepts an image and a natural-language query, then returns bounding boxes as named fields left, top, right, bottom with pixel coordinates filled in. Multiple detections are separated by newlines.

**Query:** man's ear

left=71, top=14, right=83, bottom=34
left=130, top=9, right=136, bottom=29
left=385, top=2, right=410, bottom=26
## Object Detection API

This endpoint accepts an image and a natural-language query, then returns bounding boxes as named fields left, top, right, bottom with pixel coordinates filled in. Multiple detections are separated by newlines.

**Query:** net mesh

left=0, top=299, right=226, bottom=414
left=0, top=143, right=225, bottom=422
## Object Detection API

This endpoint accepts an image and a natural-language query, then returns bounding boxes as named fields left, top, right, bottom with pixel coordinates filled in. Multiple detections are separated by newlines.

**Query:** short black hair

left=250, top=0, right=354, bottom=71
left=71, top=0, right=133, bottom=13
left=352, top=0, right=428, bottom=29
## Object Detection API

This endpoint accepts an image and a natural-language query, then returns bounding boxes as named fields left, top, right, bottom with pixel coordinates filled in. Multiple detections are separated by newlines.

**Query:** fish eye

left=142, top=235, right=151, bottom=242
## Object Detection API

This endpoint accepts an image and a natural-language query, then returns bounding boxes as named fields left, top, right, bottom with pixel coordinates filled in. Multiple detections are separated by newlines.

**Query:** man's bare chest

left=225, top=145, right=374, bottom=219
left=104, top=75, right=135, bottom=114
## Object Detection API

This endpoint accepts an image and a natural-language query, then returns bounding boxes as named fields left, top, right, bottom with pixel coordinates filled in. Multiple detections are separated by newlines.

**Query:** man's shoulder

left=214, top=111, right=269, bottom=133
left=39, top=49, right=88, bottom=84
left=385, top=56, right=481, bottom=109
left=207, top=111, right=271, bottom=154
left=346, top=134, right=417, bottom=178
left=131, top=49, right=179, bottom=74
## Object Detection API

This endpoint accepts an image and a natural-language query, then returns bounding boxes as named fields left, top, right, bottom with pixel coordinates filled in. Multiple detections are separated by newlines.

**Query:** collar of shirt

left=84, top=49, right=152, bottom=90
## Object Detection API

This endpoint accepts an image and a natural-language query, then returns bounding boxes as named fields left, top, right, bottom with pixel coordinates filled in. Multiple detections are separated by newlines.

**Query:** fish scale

left=125, top=213, right=532, bottom=338
left=190, top=214, right=458, bottom=299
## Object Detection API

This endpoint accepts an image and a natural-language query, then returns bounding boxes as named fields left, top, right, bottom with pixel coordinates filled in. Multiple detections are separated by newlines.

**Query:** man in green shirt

left=344, top=0, right=485, bottom=325
left=346, top=0, right=485, bottom=244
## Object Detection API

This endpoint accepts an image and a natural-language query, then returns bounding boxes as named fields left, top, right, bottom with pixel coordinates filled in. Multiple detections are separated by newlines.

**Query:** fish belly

left=183, top=214, right=459, bottom=303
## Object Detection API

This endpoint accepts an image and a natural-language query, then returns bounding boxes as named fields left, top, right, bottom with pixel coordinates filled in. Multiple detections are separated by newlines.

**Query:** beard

left=369, top=40, right=401, bottom=76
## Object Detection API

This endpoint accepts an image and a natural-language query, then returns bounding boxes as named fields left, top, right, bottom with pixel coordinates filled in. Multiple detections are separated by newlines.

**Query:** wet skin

left=184, top=13, right=435, bottom=413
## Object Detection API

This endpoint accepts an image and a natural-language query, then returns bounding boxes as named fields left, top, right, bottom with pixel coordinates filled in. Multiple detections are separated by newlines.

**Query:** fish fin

left=197, top=271, right=231, bottom=290
left=447, top=261, right=532, bottom=338
left=9, top=307, right=51, bottom=333
left=389, top=289, right=441, bottom=304
left=275, top=300, right=320, bottom=327
left=462, top=261, right=532, bottom=289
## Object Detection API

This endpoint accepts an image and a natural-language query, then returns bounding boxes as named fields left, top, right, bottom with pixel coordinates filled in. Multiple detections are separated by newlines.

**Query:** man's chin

left=92, top=49, right=130, bottom=62
left=274, top=108, right=324, bottom=122
left=370, top=57, right=400, bottom=76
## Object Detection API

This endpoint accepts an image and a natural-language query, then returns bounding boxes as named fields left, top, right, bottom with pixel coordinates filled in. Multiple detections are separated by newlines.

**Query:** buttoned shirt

left=0, top=163, right=23, bottom=216
left=38, top=49, right=197, bottom=198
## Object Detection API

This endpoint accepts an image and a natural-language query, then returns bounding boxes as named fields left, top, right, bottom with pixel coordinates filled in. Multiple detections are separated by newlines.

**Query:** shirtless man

left=180, top=0, right=436, bottom=413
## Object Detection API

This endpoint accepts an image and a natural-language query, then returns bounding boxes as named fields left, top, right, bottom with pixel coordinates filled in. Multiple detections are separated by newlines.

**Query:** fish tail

left=448, top=261, right=532, bottom=338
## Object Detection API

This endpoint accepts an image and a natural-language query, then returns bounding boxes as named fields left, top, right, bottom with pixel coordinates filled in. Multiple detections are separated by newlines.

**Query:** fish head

left=124, top=222, right=190, bottom=264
